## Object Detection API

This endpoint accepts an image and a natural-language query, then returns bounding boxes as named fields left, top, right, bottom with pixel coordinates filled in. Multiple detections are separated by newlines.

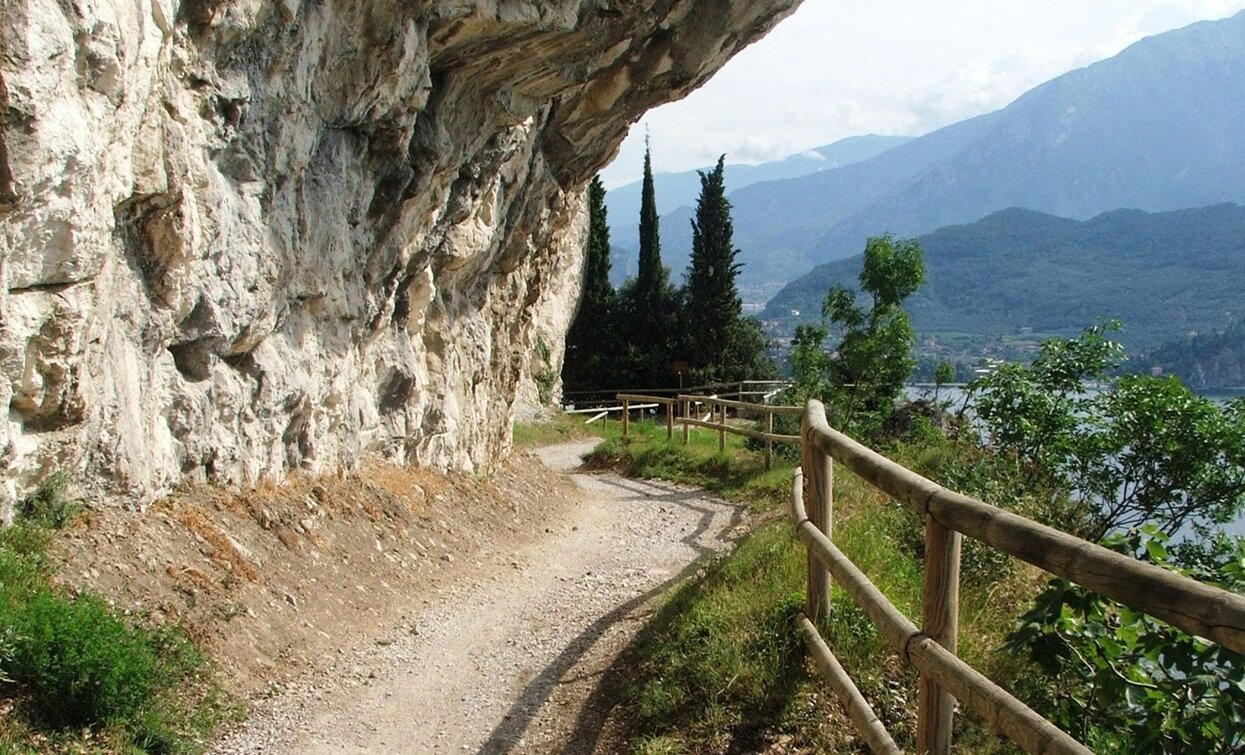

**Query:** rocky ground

left=55, top=440, right=750, bottom=753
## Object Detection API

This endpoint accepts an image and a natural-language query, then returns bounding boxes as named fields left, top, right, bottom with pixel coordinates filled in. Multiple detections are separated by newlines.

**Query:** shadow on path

left=474, top=475, right=746, bottom=755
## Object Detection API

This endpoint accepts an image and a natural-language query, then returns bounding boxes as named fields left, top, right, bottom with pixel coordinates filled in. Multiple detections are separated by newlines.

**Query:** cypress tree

left=618, top=139, right=678, bottom=386
left=562, top=176, right=615, bottom=391
left=685, top=156, right=744, bottom=371
left=681, top=155, right=773, bottom=382
left=635, top=140, right=670, bottom=309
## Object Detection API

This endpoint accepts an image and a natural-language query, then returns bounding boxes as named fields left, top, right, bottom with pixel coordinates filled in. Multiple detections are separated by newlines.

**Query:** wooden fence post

left=764, top=410, right=774, bottom=471
left=682, top=399, right=691, bottom=445
left=917, top=517, right=962, bottom=755
left=801, top=414, right=832, bottom=623
left=666, top=399, right=674, bottom=439
left=622, top=397, right=630, bottom=437
left=718, top=400, right=726, bottom=452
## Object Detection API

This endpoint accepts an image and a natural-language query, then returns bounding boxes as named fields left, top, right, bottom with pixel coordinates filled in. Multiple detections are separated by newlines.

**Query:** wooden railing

left=615, top=393, right=801, bottom=470
left=792, top=399, right=1245, bottom=754
left=565, top=380, right=791, bottom=408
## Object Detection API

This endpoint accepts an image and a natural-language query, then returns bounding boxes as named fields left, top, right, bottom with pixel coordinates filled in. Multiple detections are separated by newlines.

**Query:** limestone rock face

left=0, top=0, right=800, bottom=510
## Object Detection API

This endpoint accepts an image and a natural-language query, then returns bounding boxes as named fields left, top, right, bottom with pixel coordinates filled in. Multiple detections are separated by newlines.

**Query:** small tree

left=820, top=234, right=926, bottom=433
left=933, top=360, right=956, bottom=404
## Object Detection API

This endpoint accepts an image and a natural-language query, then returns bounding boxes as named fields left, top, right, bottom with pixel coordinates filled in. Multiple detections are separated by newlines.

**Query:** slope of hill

left=604, top=134, right=911, bottom=283
left=702, top=11, right=1245, bottom=295
left=1137, top=321, right=1245, bottom=390
left=762, top=204, right=1245, bottom=358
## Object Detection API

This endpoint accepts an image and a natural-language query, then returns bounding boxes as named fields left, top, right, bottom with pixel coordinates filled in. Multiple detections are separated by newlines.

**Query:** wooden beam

left=798, top=614, right=901, bottom=755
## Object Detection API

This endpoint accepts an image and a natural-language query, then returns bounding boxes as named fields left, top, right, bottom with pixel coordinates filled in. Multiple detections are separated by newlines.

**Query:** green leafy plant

left=17, top=472, right=83, bottom=529
left=2, top=589, right=159, bottom=728
left=533, top=337, right=557, bottom=405
left=789, top=234, right=926, bottom=438
left=968, top=322, right=1245, bottom=540
left=1007, top=526, right=1245, bottom=753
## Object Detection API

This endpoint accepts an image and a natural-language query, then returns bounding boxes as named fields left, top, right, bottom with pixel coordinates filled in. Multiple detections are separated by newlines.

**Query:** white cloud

left=599, top=0, right=1245, bottom=188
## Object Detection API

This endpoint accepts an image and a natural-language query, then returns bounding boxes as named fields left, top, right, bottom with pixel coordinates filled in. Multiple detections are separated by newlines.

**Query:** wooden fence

left=565, top=380, right=790, bottom=409
left=793, top=398, right=1245, bottom=754
left=616, top=392, right=801, bottom=469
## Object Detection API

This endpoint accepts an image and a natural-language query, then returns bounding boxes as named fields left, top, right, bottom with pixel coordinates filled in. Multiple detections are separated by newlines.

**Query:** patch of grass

left=0, top=481, right=232, bottom=754
left=512, top=410, right=603, bottom=448
left=584, top=419, right=796, bottom=513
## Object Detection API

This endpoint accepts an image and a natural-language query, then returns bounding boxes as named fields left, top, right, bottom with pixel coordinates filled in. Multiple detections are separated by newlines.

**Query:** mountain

left=603, top=134, right=911, bottom=284
left=762, top=204, right=1245, bottom=358
left=716, top=11, right=1245, bottom=298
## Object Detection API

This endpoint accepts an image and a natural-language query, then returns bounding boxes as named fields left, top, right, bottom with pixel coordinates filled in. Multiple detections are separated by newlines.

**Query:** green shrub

left=2, top=588, right=158, bottom=728
left=17, top=472, right=83, bottom=529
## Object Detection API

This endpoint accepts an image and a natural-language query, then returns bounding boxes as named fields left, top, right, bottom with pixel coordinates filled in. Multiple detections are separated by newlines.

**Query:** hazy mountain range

left=608, top=11, right=1245, bottom=302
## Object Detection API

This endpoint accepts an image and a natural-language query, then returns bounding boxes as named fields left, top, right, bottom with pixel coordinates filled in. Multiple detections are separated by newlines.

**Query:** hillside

left=695, top=11, right=1245, bottom=295
left=1137, top=321, right=1245, bottom=390
left=605, top=135, right=911, bottom=285
left=762, top=204, right=1245, bottom=359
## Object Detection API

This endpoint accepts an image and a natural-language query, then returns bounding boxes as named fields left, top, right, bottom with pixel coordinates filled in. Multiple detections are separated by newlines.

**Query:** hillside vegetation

left=764, top=203, right=1245, bottom=365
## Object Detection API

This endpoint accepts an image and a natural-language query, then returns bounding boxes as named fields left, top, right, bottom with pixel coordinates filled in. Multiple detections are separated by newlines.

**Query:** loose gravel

left=208, top=441, right=748, bottom=754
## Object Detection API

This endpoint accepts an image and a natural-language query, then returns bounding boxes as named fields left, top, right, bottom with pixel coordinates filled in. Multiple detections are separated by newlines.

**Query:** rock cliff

left=0, top=0, right=800, bottom=510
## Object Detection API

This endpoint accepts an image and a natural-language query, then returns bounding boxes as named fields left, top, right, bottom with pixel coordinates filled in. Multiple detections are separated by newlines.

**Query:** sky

left=599, top=0, right=1245, bottom=188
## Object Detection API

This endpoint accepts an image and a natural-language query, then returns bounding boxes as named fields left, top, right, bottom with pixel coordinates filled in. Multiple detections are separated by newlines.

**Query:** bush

left=2, top=588, right=159, bottom=728
left=17, top=472, right=83, bottom=529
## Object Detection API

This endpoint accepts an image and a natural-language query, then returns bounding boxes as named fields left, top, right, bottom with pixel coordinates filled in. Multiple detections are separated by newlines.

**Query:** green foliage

left=2, top=589, right=159, bottom=728
left=680, top=155, right=773, bottom=383
left=0, top=513, right=225, bottom=751
left=789, top=234, right=926, bottom=436
left=1006, top=526, right=1245, bottom=753
left=532, top=337, right=557, bottom=405
left=562, top=175, right=618, bottom=393
left=636, top=142, right=671, bottom=313
left=610, top=146, right=683, bottom=389
left=968, top=322, right=1245, bottom=539
left=17, top=472, right=83, bottom=529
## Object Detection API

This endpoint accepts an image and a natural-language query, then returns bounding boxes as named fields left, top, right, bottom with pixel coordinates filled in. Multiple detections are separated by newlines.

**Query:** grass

left=0, top=477, right=235, bottom=754
left=512, top=409, right=605, bottom=448
left=590, top=418, right=1040, bottom=753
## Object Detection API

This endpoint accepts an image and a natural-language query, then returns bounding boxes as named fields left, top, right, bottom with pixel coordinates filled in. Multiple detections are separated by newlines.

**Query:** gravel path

left=209, top=440, right=748, bottom=754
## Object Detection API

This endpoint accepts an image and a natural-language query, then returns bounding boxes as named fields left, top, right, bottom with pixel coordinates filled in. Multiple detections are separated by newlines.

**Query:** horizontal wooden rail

left=564, top=403, right=656, bottom=414
left=797, top=613, right=899, bottom=755
left=676, top=393, right=804, bottom=415
left=794, top=397, right=1245, bottom=754
left=792, top=468, right=1091, bottom=755
left=803, top=400, right=1245, bottom=653
left=679, top=417, right=798, bottom=443
left=616, top=393, right=677, bottom=405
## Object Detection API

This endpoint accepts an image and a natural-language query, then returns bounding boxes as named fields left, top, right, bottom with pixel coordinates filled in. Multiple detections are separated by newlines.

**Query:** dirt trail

left=209, top=441, right=748, bottom=754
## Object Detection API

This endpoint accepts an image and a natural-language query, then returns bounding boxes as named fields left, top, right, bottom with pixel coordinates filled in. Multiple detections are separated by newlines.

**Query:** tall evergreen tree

left=618, top=139, right=679, bottom=386
left=685, top=155, right=742, bottom=367
left=635, top=140, right=670, bottom=308
left=562, top=176, right=615, bottom=392
left=683, top=156, right=773, bottom=381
